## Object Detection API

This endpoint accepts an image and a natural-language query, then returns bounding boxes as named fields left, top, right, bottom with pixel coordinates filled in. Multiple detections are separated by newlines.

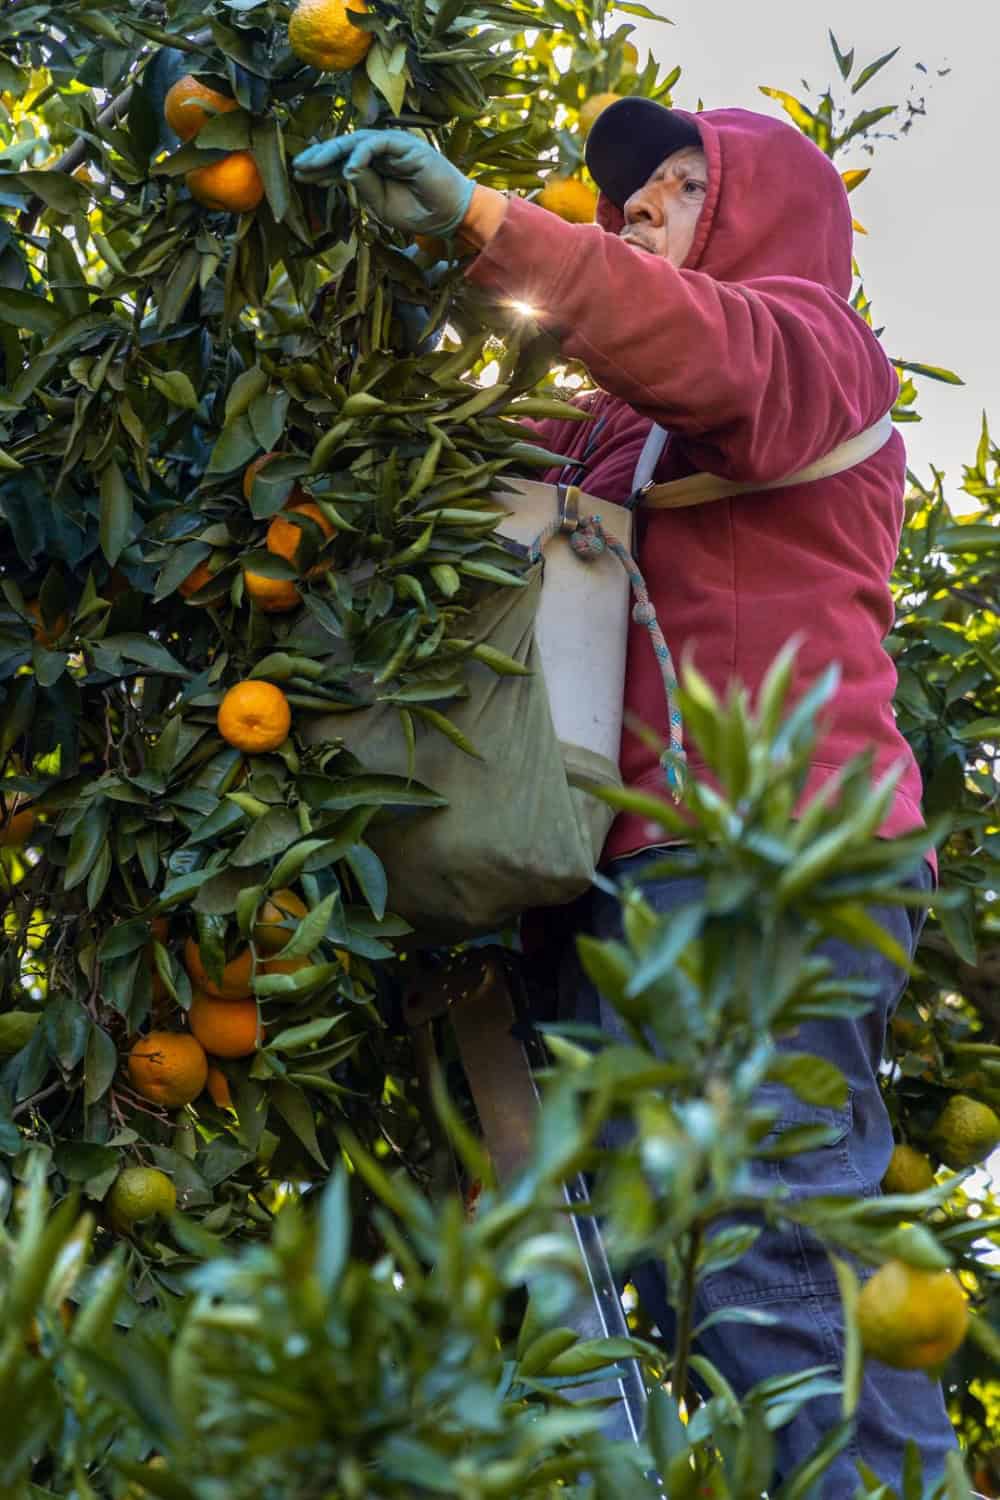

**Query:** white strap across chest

left=632, top=411, right=895, bottom=511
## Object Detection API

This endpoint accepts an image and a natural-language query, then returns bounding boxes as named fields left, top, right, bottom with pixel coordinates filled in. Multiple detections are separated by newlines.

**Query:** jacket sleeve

left=466, top=196, right=898, bottom=485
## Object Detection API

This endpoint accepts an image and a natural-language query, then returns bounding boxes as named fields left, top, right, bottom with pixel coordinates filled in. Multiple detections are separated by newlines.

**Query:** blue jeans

left=563, top=850, right=957, bottom=1498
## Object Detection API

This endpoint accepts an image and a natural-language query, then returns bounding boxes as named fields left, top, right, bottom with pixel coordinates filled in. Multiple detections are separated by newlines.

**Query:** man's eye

left=684, top=180, right=706, bottom=194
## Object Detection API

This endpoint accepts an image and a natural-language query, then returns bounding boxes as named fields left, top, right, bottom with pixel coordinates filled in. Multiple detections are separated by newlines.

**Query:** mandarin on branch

left=243, top=568, right=302, bottom=613
left=186, top=150, right=265, bottom=213
left=881, top=1143, right=935, bottom=1195
left=217, top=680, right=292, bottom=753
left=164, top=75, right=238, bottom=141
left=0, top=804, right=36, bottom=847
left=856, top=1260, right=969, bottom=1370
left=929, top=1094, right=1000, bottom=1170
left=535, top=177, right=597, bottom=223
left=108, top=1166, right=177, bottom=1228
left=127, top=1032, right=208, bottom=1108
left=579, top=91, right=621, bottom=135
left=189, top=995, right=261, bottom=1059
left=205, top=1064, right=233, bottom=1109
left=288, top=0, right=374, bottom=71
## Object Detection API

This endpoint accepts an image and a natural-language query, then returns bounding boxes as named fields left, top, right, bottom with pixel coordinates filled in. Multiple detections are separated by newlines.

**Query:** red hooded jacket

left=465, top=107, right=930, bottom=867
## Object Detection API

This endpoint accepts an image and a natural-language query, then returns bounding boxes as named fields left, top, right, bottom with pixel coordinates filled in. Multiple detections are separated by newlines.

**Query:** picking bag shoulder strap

left=639, top=411, right=895, bottom=511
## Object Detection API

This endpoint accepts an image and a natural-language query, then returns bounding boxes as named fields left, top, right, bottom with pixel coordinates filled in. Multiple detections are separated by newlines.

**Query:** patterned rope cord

left=528, top=514, right=686, bottom=796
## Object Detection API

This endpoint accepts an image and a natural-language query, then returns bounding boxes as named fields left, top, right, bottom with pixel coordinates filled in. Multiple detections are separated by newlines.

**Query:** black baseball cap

left=585, top=97, right=703, bottom=209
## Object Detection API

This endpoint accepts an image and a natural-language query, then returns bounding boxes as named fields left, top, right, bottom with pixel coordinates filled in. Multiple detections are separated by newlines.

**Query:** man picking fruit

left=294, top=100, right=956, bottom=1496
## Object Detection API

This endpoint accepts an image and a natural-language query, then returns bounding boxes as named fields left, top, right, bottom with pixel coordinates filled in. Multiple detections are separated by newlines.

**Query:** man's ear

left=596, top=197, right=625, bottom=236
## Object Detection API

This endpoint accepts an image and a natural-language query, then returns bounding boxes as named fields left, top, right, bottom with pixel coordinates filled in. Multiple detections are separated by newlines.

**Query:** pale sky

left=622, top=0, right=999, bottom=504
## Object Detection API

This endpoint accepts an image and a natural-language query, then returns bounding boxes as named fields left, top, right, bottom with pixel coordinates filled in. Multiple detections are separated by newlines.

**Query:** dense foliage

left=0, top=1, right=997, bottom=1494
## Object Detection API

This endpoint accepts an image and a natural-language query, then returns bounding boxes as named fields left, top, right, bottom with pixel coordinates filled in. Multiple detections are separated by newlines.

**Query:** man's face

left=619, top=145, right=708, bottom=266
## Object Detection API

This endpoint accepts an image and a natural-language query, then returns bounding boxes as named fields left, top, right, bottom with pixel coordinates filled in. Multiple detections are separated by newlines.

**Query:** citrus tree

left=0, top=2, right=998, bottom=1494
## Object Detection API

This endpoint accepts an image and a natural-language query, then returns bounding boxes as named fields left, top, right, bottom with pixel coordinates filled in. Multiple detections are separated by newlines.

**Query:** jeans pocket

left=753, top=1087, right=864, bottom=1198
left=699, top=1090, right=863, bottom=1310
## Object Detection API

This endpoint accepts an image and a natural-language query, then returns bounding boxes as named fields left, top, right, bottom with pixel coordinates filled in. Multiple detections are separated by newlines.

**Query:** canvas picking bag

left=308, top=480, right=636, bottom=943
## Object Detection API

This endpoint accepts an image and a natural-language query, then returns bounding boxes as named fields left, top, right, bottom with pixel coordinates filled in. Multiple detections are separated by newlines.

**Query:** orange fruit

left=27, top=598, right=68, bottom=646
left=857, top=1260, right=969, bottom=1370
left=183, top=936, right=254, bottom=999
left=186, top=151, right=264, bottom=214
left=243, top=569, right=302, bottom=613
left=288, top=0, right=374, bottom=71
left=205, top=1064, right=233, bottom=1109
left=127, top=1031, right=208, bottom=1109
left=266, top=502, right=336, bottom=572
left=217, top=681, right=292, bottom=754
left=164, top=75, right=238, bottom=142
left=253, top=888, right=309, bottom=954
left=0, top=805, right=36, bottom=847
left=882, top=1143, right=935, bottom=1195
left=928, top=1095, right=1000, bottom=1170
left=150, top=916, right=170, bottom=944
left=178, top=560, right=219, bottom=601
left=189, top=994, right=261, bottom=1059
left=535, top=178, right=597, bottom=224
left=579, top=92, right=621, bottom=136
left=108, top=1166, right=177, bottom=1226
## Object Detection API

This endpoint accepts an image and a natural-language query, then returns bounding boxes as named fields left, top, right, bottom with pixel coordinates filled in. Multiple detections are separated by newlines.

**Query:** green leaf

left=149, top=369, right=200, bottom=410
left=97, top=918, right=150, bottom=966
left=315, top=1167, right=350, bottom=1293
left=98, top=634, right=191, bottom=676
left=0, top=287, right=62, bottom=337
left=765, top=1053, right=849, bottom=1109
left=410, top=703, right=482, bottom=759
left=207, top=413, right=259, bottom=474
left=828, top=31, right=855, bottom=81
left=344, top=843, right=387, bottom=921
left=224, top=365, right=269, bottom=426
left=892, top=359, right=964, bottom=386
left=366, top=41, right=408, bottom=115
left=851, top=46, right=900, bottom=94
left=99, top=461, right=133, bottom=566
left=0, top=169, right=89, bottom=213
left=253, top=961, right=343, bottom=998
left=270, top=891, right=336, bottom=959
left=252, top=118, right=289, bottom=223
left=46, top=228, right=89, bottom=321
left=304, top=773, right=448, bottom=811
left=231, top=807, right=302, bottom=866
left=956, top=717, right=1000, bottom=741
left=267, top=1015, right=347, bottom=1053
left=65, top=803, right=110, bottom=890
left=272, top=1079, right=327, bottom=1167
left=831, top=1256, right=862, bottom=1418
left=83, top=1026, right=119, bottom=1110
left=44, top=994, right=90, bottom=1071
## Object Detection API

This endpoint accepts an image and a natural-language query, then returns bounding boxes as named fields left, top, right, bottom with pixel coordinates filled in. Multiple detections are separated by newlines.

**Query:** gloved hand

left=293, top=130, right=475, bottom=238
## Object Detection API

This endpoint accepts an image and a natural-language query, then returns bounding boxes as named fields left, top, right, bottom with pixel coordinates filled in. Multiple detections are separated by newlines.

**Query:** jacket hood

left=595, top=107, right=854, bottom=298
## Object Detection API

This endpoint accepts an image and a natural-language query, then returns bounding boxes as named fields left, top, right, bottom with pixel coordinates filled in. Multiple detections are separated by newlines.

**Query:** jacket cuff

left=464, top=194, right=600, bottom=318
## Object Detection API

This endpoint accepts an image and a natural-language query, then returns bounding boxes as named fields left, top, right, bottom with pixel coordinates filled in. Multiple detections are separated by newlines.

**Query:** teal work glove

left=293, top=130, right=475, bottom=238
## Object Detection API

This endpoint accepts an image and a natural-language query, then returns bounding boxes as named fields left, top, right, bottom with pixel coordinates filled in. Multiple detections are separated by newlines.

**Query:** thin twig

left=12, top=1080, right=63, bottom=1119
